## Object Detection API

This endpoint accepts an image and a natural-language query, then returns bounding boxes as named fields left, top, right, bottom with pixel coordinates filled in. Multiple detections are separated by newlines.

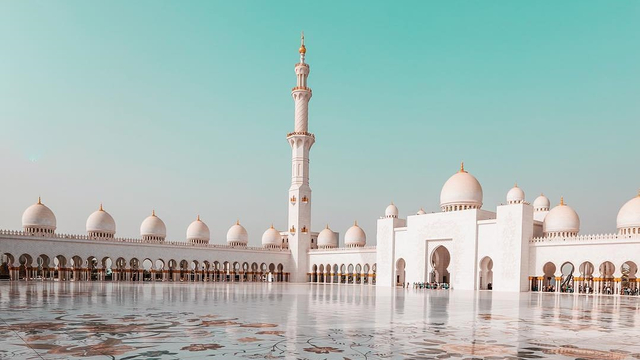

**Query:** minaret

left=287, top=32, right=314, bottom=282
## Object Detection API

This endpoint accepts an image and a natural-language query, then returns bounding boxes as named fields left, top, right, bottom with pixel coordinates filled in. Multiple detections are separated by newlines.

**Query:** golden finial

left=514, top=182, right=518, bottom=188
left=325, top=223, right=329, bottom=229
left=459, top=161, right=465, bottom=173
left=270, top=223, right=274, bottom=229
left=354, top=220, right=358, bottom=226
left=560, top=196, right=565, bottom=206
left=197, top=214, right=200, bottom=221
left=37, top=196, right=42, bottom=205
left=99, top=203, right=103, bottom=211
left=299, top=31, right=306, bottom=54
left=236, top=219, right=240, bottom=225
left=637, top=189, right=640, bottom=197
left=152, top=209, right=156, bottom=216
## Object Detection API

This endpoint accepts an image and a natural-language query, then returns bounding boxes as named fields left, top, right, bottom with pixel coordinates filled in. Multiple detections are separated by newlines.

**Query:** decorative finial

left=514, top=182, right=518, bottom=188
left=197, top=214, right=200, bottom=221
left=459, top=161, right=465, bottom=173
left=152, top=209, right=156, bottom=216
left=560, top=196, right=565, bottom=206
left=354, top=220, right=358, bottom=226
left=37, top=196, right=41, bottom=204
left=299, top=31, right=306, bottom=54
left=637, top=189, right=640, bottom=197
left=99, top=203, right=103, bottom=211
left=325, top=223, right=329, bottom=229
left=236, top=219, right=240, bottom=225
left=271, top=223, right=274, bottom=229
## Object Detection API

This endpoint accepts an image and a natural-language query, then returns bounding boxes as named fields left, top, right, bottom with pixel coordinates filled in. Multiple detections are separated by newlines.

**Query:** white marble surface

left=1, top=282, right=640, bottom=359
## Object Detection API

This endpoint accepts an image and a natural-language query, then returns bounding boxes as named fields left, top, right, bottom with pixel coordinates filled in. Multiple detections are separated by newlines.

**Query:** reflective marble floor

left=1, top=282, right=640, bottom=359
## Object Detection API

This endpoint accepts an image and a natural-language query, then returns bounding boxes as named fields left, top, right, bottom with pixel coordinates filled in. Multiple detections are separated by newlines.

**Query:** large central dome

left=440, top=163, right=483, bottom=212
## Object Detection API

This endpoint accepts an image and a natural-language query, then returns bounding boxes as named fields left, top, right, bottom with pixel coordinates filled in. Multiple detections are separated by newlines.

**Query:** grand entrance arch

left=396, top=258, right=406, bottom=286
left=430, top=246, right=450, bottom=284
left=479, top=256, right=493, bottom=290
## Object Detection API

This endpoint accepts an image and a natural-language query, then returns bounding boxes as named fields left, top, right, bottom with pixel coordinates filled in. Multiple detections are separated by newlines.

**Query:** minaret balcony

left=286, top=131, right=315, bottom=138
left=291, top=86, right=312, bottom=92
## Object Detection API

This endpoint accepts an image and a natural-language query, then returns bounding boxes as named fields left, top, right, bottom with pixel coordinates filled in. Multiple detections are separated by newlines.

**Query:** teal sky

left=0, top=1, right=638, bottom=244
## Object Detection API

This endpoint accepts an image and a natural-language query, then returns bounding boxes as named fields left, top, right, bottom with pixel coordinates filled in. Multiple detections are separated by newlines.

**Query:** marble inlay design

left=1, top=282, right=640, bottom=359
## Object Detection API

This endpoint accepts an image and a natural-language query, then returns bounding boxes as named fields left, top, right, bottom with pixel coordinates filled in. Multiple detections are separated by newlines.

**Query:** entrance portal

left=430, top=246, right=450, bottom=285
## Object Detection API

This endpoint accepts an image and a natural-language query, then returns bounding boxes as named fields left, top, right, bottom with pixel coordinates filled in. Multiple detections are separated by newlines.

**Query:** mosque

left=1, top=35, right=639, bottom=294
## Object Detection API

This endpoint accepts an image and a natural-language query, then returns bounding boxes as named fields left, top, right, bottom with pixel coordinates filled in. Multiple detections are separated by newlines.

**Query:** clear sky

left=0, top=1, right=638, bottom=245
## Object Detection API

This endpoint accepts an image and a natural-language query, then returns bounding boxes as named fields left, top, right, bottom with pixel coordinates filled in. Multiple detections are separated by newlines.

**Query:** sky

left=0, top=1, right=638, bottom=245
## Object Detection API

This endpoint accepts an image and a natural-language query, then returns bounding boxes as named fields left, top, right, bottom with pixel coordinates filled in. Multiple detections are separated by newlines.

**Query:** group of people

left=410, top=282, right=450, bottom=290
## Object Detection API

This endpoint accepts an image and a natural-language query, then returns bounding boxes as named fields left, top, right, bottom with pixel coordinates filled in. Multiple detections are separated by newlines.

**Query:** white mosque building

left=1, top=35, right=639, bottom=294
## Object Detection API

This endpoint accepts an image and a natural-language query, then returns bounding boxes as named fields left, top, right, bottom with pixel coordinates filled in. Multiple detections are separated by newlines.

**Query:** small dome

left=533, top=194, right=551, bottom=211
left=506, top=184, right=525, bottom=204
left=617, top=192, right=640, bottom=234
left=86, top=204, right=116, bottom=236
left=262, top=225, right=281, bottom=248
left=344, top=221, right=366, bottom=247
left=317, top=225, right=338, bottom=248
left=227, top=220, right=248, bottom=245
left=417, top=208, right=426, bottom=215
left=140, top=210, right=166, bottom=241
left=187, top=215, right=210, bottom=243
left=385, top=202, right=398, bottom=218
left=543, top=197, right=580, bottom=237
left=440, top=162, right=483, bottom=212
left=22, top=197, right=56, bottom=233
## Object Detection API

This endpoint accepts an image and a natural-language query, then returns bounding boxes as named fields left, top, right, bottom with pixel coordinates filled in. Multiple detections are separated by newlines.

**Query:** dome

left=140, top=210, right=166, bottom=241
left=533, top=194, right=550, bottom=211
left=417, top=208, right=426, bottom=215
left=543, top=197, right=580, bottom=237
left=617, top=192, right=640, bottom=234
left=86, top=204, right=116, bottom=237
left=440, top=162, right=483, bottom=212
left=317, top=225, right=338, bottom=248
left=385, top=202, right=398, bottom=218
left=227, top=220, right=248, bottom=245
left=344, top=221, right=366, bottom=247
left=261, top=225, right=281, bottom=248
left=186, top=215, right=210, bottom=244
left=22, top=197, right=57, bottom=234
left=506, top=184, right=525, bottom=204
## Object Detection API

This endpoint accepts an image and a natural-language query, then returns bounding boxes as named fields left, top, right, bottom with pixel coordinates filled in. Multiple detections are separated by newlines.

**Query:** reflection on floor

left=1, top=282, right=640, bottom=359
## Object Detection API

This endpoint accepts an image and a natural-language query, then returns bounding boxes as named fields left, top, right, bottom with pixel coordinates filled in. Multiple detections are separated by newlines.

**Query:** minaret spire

left=287, top=33, right=315, bottom=282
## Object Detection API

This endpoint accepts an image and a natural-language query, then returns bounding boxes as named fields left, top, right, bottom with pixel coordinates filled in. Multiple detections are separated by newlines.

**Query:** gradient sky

left=0, top=1, right=638, bottom=245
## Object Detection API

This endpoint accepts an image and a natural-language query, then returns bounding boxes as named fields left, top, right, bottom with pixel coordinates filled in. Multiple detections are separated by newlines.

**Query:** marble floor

left=1, top=282, right=640, bottom=359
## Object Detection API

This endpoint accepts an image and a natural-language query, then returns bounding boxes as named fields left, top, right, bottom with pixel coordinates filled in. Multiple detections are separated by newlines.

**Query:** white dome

left=506, top=184, right=525, bottom=204
left=543, top=198, right=580, bottom=236
left=187, top=215, right=210, bottom=243
left=140, top=211, right=166, bottom=239
left=533, top=194, right=551, bottom=211
left=227, top=221, right=248, bottom=245
left=617, top=194, right=640, bottom=231
left=417, top=208, right=426, bottom=215
left=22, top=198, right=56, bottom=232
left=317, top=225, right=338, bottom=248
left=344, top=221, right=366, bottom=247
left=261, top=225, right=281, bottom=248
left=385, top=203, right=398, bottom=218
left=440, top=163, right=483, bottom=211
left=86, top=204, right=115, bottom=235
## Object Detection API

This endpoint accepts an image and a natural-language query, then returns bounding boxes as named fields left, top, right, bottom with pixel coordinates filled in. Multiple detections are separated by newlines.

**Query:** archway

left=430, top=246, right=450, bottom=285
left=355, top=264, right=362, bottom=284
left=599, top=261, right=615, bottom=294
left=363, top=264, right=370, bottom=284
left=87, top=256, right=98, bottom=281
left=155, top=259, right=165, bottom=281
left=18, top=254, right=33, bottom=280
left=347, top=264, right=354, bottom=284
left=479, top=257, right=493, bottom=290
left=621, top=261, right=638, bottom=295
left=560, top=262, right=574, bottom=293
left=1, top=253, right=15, bottom=280
left=542, top=262, right=556, bottom=292
left=396, top=258, right=406, bottom=286
left=102, top=257, right=113, bottom=281
left=578, top=261, right=594, bottom=294
left=37, top=254, right=51, bottom=280
left=142, top=259, right=153, bottom=281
